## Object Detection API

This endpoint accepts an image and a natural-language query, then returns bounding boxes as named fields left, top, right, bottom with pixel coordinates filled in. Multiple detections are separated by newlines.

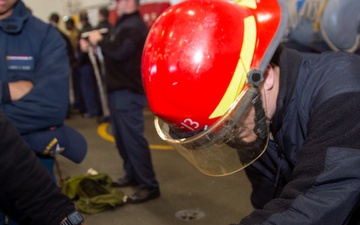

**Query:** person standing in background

left=48, top=12, right=74, bottom=67
left=64, top=17, right=85, bottom=114
left=49, top=12, right=75, bottom=118
left=80, top=0, right=160, bottom=204
left=93, top=7, right=113, bottom=123
left=77, top=10, right=102, bottom=119
left=95, top=7, right=113, bottom=32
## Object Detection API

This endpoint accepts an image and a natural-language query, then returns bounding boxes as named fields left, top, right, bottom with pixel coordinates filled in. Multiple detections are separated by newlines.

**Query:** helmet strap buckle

left=247, top=69, right=264, bottom=87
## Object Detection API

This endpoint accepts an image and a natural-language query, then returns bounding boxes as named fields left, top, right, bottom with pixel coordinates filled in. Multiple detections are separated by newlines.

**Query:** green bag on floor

left=62, top=173, right=126, bottom=214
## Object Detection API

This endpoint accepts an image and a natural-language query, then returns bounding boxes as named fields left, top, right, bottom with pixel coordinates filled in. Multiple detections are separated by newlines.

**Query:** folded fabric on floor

left=62, top=173, right=126, bottom=214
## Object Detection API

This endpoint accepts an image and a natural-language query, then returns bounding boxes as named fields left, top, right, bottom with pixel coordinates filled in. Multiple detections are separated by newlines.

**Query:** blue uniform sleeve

left=3, top=26, right=70, bottom=134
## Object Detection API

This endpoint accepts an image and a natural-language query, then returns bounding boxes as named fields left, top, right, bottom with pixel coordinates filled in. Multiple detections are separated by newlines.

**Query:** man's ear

left=263, top=65, right=275, bottom=91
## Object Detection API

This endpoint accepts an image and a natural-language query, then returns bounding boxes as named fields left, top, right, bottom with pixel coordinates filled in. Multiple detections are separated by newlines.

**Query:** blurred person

left=77, top=10, right=102, bottom=119
left=141, top=0, right=360, bottom=224
left=93, top=6, right=113, bottom=123
left=64, top=17, right=85, bottom=114
left=64, top=17, right=79, bottom=56
left=48, top=12, right=74, bottom=66
left=0, top=111, right=84, bottom=225
left=80, top=0, right=160, bottom=203
left=95, top=6, right=113, bottom=32
left=49, top=12, right=76, bottom=118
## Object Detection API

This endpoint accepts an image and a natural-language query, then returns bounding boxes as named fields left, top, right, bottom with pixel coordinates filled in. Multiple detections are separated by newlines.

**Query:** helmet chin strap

left=226, top=89, right=270, bottom=164
left=253, top=92, right=270, bottom=140
left=238, top=71, right=271, bottom=156
left=245, top=69, right=271, bottom=141
left=226, top=88, right=269, bottom=143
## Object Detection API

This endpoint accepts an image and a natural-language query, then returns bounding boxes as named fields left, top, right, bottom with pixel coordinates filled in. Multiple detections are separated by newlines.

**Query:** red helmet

left=142, top=0, right=288, bottom=176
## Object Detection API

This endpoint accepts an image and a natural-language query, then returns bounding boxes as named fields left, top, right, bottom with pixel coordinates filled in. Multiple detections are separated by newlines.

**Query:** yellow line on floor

left=97, top=122, right=173, bottom=150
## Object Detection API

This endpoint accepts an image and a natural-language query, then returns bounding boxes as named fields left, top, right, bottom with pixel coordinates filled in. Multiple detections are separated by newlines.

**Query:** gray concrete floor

left=59, top=110, right=254, bottom=225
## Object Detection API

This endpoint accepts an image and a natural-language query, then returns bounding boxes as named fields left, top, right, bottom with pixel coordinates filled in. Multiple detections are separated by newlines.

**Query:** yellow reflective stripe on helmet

left=209, top=15, right=256, bottom=119
left=233, top=0, right=257, bottom=9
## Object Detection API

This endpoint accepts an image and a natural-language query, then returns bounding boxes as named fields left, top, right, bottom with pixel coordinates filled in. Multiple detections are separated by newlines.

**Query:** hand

left=79, top=39, right=90, bottom=53
left=8, top=80, right=34, bottom=101
left=88, top=30, right=103, bottom=46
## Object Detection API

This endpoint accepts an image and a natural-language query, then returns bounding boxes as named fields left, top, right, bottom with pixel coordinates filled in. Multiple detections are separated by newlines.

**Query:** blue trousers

left=71, top=67, right=86, bottom=112
left=78, top=64, right=101, bottom=116
left=108, top=90, right=158, bottom=189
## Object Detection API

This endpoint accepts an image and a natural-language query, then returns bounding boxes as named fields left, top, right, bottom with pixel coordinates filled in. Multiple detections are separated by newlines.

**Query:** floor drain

left=175, top=209, right=205, bottom=221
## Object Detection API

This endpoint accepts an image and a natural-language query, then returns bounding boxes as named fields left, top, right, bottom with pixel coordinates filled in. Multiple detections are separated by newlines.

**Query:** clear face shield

left=154, top=84, right=270, bottom=176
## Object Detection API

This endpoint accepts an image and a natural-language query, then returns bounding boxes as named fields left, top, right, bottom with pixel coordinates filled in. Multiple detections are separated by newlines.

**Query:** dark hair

left=64, top=17, right=75, bottom=26
left=135, top=0, right=140, bottom=7
left=99, top=7, right=109, bottom=20
left=269, top=44, right=284, bottom=67
left=79, top=11, right=89, bottom=22
left=49, top=12, right=60, bottom=23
